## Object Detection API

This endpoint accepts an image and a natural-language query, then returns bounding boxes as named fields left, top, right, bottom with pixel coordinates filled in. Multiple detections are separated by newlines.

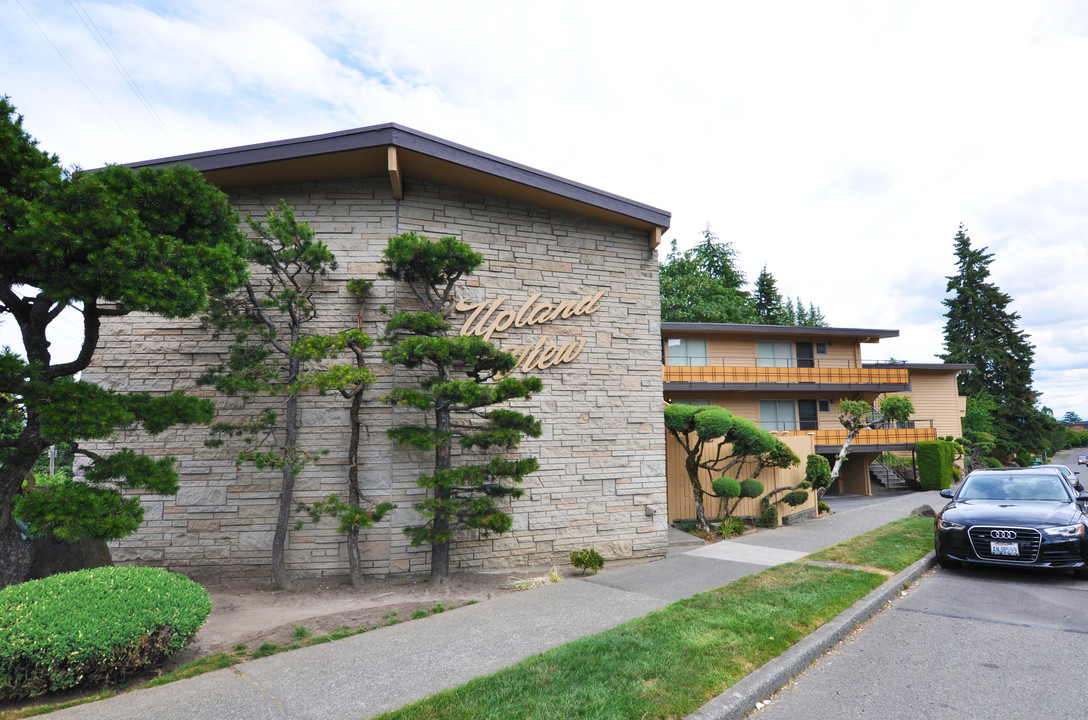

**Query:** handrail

left=662, top=365, right=909, bottom=385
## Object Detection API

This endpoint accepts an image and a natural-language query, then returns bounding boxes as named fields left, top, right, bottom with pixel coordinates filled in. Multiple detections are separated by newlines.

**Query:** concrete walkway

left=45, top=490, right=945, bottom=720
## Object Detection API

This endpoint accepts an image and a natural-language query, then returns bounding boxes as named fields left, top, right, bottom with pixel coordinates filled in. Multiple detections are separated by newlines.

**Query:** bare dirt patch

left=169, top=571, right=525, bottom=668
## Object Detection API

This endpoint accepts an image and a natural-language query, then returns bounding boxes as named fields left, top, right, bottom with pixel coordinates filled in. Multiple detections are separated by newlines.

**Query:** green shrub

left=716, top=517, right=746, bottom=538
left=0, top=566, right=211, bottom=700
left=916, top=440, right=954, bottom=490
left=818, top=501, right=830, bottom=513
left=804, top=454, right=833, bottom=490
left=739, top=478, right=764, bottom=499
left=570, top=548, right=605, bottom=575
left=711, top=476, right=740, bottom=498
left=984, top=456, right=1004, bottom=468
left=756, top=505, right=778, bottom=528
left=780, top=490, right=809, bottom=507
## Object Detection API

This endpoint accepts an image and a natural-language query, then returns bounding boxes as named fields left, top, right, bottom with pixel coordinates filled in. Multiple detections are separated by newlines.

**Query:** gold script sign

left=455, top=290, right=606, bottom=372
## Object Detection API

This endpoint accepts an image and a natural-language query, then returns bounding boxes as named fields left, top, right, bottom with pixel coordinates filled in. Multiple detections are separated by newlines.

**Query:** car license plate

left=991, top=541, right=1019, bottom=556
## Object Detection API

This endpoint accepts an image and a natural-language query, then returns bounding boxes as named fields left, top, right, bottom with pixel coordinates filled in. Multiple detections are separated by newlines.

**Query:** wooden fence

left=666, top=432, right=817, bottom=524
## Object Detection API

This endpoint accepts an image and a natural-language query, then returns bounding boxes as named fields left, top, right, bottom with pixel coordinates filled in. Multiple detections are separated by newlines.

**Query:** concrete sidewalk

left=45, top=490, right=945, bottom=720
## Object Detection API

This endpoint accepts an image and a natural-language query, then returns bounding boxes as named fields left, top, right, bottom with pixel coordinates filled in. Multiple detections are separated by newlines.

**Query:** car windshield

left=958, top=474, right=1071, bottom=502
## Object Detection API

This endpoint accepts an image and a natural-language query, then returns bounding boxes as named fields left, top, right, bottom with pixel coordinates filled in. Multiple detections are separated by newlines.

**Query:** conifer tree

left=199, top=201, right=340, bottom=591
left=380, top=232, right=543, bottom=582
left=0, top=97, right=250, bottom=587
left=941, top=225, right=1044, bottom=456
left=753, top=265, right=787, bottom=324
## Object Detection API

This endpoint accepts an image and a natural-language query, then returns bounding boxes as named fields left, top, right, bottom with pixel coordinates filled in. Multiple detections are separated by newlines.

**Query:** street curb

left=686, top=552, right=937, bottom=720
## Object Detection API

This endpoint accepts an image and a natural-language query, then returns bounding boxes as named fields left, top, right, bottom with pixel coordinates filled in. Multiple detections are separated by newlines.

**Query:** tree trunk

left=0, top=417, right=47, bottom=588
left=828, top=429, right=859, bottom=491
left=271, top=385, right=299, bottom=592
left=431, top=401, right=452, bottom=583
left=684, top=454, right=710, bottom=532
left=346, top=393, right=363, bottom=589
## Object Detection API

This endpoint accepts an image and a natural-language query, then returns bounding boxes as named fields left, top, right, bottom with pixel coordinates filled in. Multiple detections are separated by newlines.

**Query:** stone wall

left=83, top=176, right=668, bottom=585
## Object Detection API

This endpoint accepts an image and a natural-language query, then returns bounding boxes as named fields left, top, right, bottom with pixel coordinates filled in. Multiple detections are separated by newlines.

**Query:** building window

left=818, top=399, right=831, bottom=413
left=756, top=341, right=793, bottom=367
left=815, top=342, right=828, bottom=355
left=759, top=399, right=796, bottom=431
left=666, top=338, right=707, bottom=366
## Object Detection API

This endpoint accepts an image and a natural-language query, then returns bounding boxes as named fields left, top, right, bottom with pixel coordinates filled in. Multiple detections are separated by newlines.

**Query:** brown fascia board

left=863, top=362, right=975, bottom=371
left=661, top=322, right=899, bottom=343
left=122, top=123, right=671, bottom=242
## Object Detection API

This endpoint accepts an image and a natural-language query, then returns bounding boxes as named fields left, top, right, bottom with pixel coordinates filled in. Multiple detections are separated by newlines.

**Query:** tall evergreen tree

left=753, top=265, right=788, bottom=324
left=659, top=227, right=754, bottom=323
left=941, top=224, right=1044, bottom=457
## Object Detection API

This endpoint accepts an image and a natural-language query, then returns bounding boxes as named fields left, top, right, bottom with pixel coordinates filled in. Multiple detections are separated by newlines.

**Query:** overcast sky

left=3, top=0, right=1086, bottom=418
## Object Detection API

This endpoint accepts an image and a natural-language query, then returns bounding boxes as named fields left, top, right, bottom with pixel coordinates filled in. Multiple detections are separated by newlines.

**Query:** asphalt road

left=746, top=448, right=1088, bottom=719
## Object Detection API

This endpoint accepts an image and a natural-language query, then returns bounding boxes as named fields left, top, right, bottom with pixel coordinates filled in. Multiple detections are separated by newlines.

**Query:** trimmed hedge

left=916, top=440, right=955, bottom=490
left=0, top=566, right=211, bottom=700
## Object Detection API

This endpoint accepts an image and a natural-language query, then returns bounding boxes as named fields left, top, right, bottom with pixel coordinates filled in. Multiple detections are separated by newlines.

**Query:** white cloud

left=2, top=0, right=1086, bottom=415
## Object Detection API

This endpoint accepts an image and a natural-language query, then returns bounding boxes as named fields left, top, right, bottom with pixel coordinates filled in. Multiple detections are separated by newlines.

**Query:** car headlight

left=937, top=517, right=965, bottom=531
left=1042, top=524, right=1085, bottom=538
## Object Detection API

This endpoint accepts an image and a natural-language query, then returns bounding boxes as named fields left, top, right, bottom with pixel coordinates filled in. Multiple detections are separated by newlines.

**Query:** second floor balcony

left=662, top=361, right=910, bottom=392
left=775, top=426, right=938, bottom=452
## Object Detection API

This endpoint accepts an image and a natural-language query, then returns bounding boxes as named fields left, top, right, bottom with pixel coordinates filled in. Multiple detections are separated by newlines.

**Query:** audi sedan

left=935, top=468, right=1088, bottom=578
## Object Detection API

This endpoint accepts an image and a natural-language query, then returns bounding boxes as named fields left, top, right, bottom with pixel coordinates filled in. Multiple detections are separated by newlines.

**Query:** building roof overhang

left=863, top=362, right=975, bottom=372
left=660, top=322, right=899, bottom=343
left=123, top=123, right=671, bottom=249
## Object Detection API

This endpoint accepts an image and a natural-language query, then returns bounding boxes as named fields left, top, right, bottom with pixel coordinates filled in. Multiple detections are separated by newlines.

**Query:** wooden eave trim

left=387, top=146, right=403, bottom=200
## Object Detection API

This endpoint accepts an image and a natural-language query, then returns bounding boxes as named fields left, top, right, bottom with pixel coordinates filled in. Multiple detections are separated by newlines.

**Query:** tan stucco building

left=661, top=322, right=970, bottom=503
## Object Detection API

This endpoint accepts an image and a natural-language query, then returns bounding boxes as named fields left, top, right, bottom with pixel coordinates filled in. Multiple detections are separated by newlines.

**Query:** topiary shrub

left=0, top=566, right=212, bottom=700
left=804, top=454, right=833, bottom=491
left=780, top=489, right=810, bottom=507
left=739, top=478, right=764, bottom=499
left=569, top=548, right=605, bottom=575
left=916, top=440, right=955, bottom=490
left=756, top=505, right=778, bottom=528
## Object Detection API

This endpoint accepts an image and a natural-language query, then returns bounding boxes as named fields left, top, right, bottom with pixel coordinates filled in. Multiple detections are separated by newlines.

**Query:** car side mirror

left=1078, top=491, right=1088, bottom=502
left=940, top=489, right=954, bottom=498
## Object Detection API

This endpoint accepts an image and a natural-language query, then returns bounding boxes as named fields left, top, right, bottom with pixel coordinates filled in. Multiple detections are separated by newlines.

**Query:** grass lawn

left=374, top=516, right=934, bottom=719
left=1, top=517, right=934, bottom=720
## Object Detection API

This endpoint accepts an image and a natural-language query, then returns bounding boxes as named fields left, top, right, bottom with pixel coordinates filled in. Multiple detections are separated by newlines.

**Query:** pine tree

left=0, top=98, right=250, bottom=587
left=380, top=233, right=543, bottom=582
left=659, top=227, right=754, bottom=323
left=941, top=224, right=1044, bottom=457
left=753, top=265, right=787, bottom=324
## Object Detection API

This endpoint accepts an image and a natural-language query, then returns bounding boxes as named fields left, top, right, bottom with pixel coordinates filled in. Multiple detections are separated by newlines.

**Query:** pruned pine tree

left=0, top=97, right=250, bottom=588
left=291, top=278, right=394, bottom=588
left=663, top=404, right=798, bottom=532
left=198, top=200, right=337, bottom=592
left=830, top=395, right=914, bottom=488
left=380, top=232, right=543, bottom=582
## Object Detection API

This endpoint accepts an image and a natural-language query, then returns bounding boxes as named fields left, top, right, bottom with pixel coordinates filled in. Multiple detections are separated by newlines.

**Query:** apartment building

left=662, top=322, right=970, bottom=497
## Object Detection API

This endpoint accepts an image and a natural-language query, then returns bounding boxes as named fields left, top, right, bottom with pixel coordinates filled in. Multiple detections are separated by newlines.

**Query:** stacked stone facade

left=82, top=176, right=668, bottom=585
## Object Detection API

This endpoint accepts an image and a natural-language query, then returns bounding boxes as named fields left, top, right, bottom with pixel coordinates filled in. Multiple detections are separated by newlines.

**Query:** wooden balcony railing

left=777, top=427, right=937, bottom=446
left=662, top=365, right=909, bottom=386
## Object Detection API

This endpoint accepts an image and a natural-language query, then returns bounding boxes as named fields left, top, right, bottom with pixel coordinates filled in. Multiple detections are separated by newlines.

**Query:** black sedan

left=935, top=468, right=1088, bottom=578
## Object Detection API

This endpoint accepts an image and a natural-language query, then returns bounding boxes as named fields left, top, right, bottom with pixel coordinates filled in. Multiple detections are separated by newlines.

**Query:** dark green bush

left=781, top=490, right=810, bottom=507
left=739, top=478, right=764, bottom=499
left=983, top=456, right=1004, bottom=468
left=0, top=566, right=211, bottom=700
left=570, top=548, right=605, bottom=575
left=756, top=505, right=778, bottom=528
left=916, top=440, right=954, bottom=490
left=804, top=454, right=833, bottom=490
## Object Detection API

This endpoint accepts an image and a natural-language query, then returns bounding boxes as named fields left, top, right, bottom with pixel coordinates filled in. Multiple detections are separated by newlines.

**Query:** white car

left=1079, top=455, right=1088, bottom=466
